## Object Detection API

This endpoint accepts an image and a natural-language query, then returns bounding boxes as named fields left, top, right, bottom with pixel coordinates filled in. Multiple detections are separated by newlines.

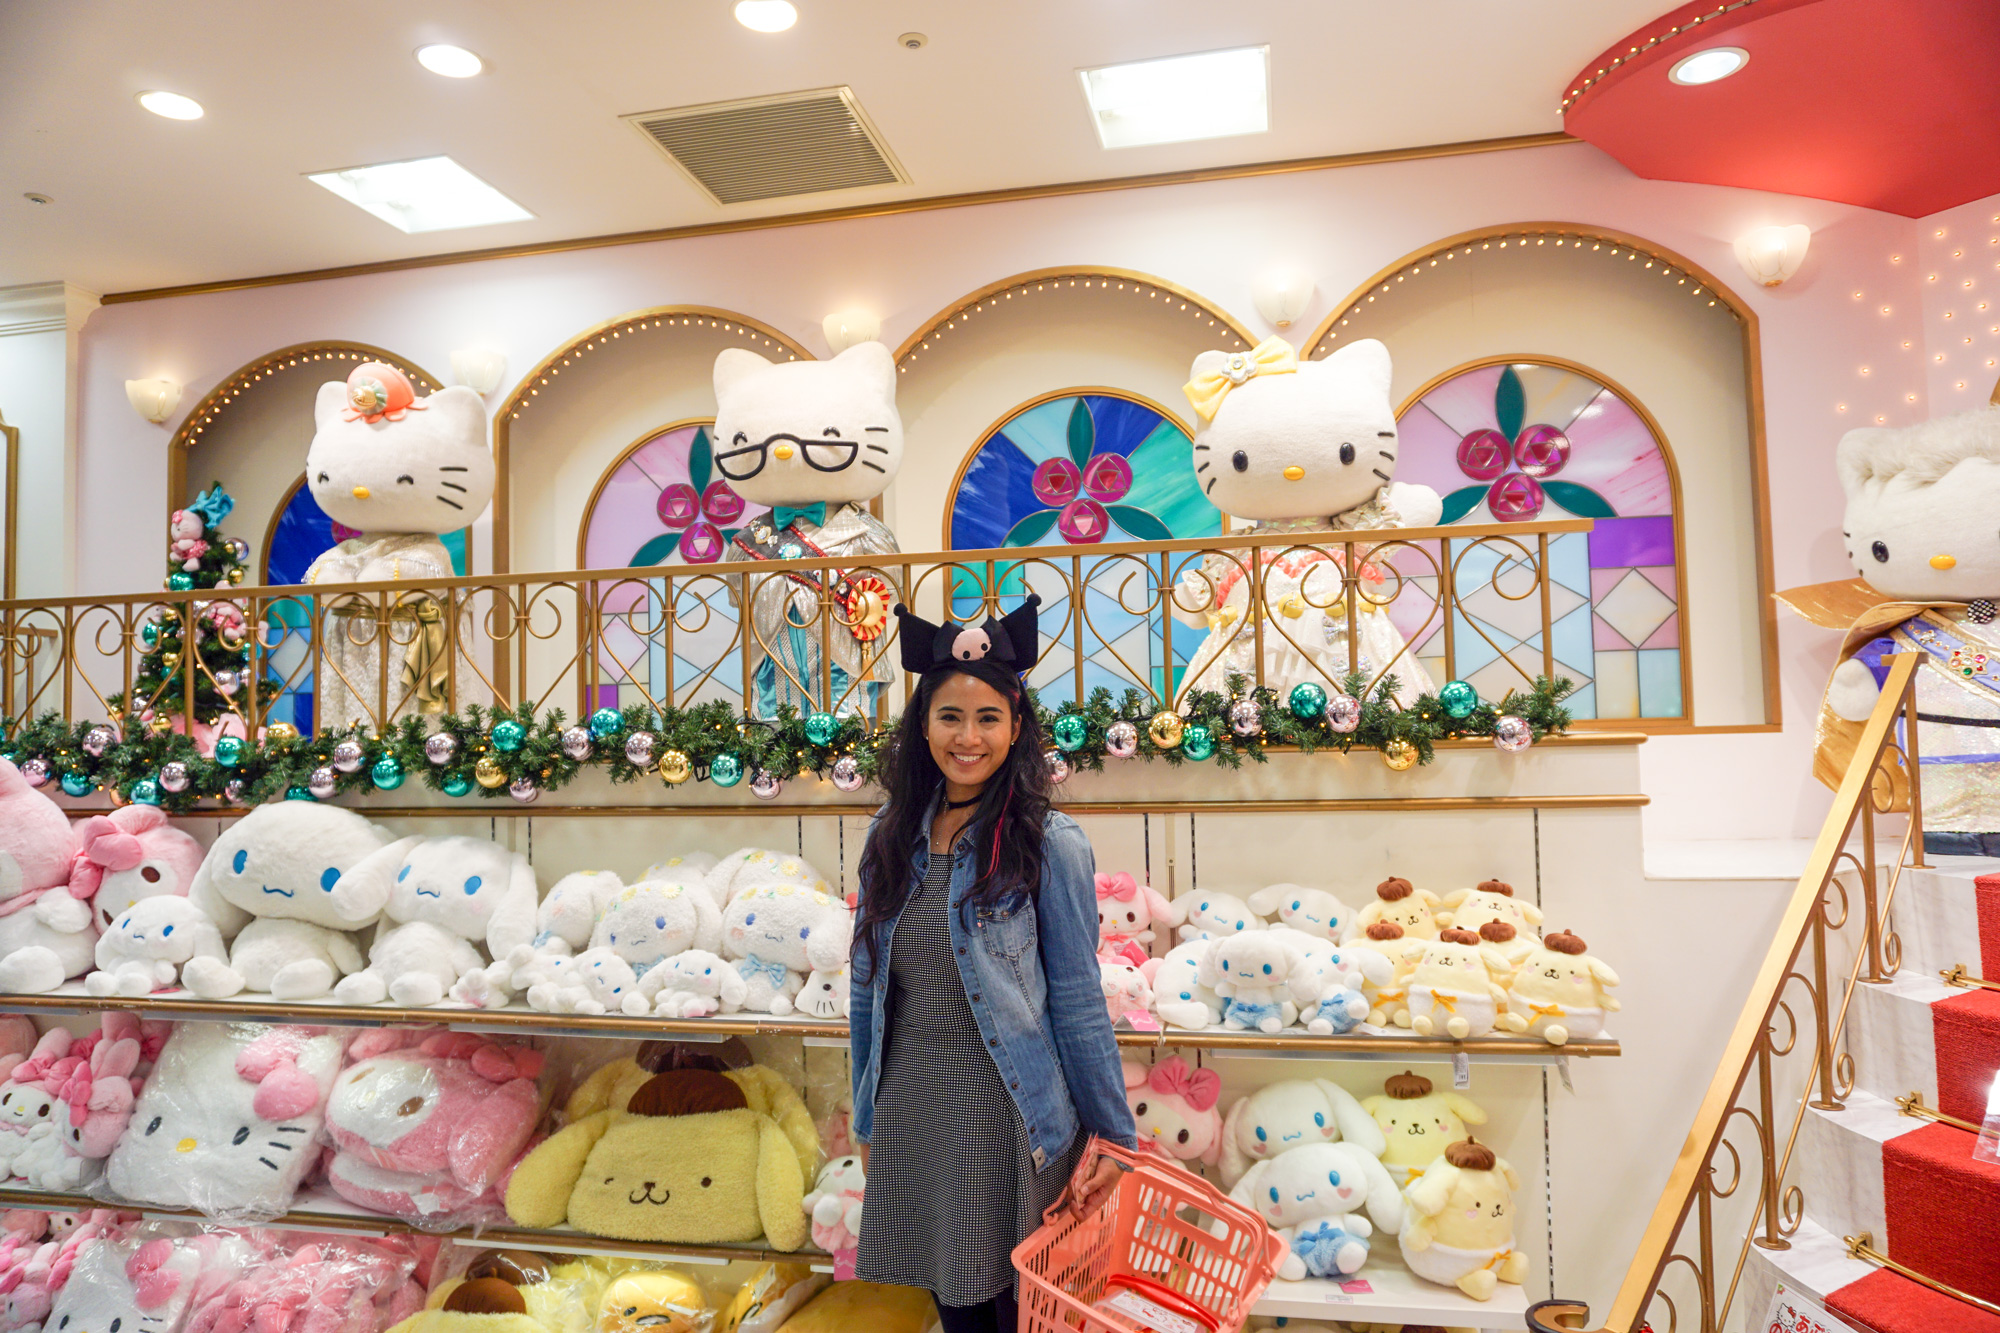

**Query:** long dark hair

left=853, top=659, right=1051, bottom=983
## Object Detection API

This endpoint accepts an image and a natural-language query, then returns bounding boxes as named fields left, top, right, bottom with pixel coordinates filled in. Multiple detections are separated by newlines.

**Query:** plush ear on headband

left=892, top=593, right=1041, bottom=674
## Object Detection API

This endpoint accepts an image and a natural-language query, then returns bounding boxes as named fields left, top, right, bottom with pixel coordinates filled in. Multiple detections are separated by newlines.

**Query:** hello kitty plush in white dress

left=301, top=363, right=493, bottom=730
left=711, top=343, right=904, bottom=718
left=1174, top=338, right=1440, bottom=709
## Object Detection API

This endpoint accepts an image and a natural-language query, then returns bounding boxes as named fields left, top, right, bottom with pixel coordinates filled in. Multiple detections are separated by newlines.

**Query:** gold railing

left=1528, top=652, right=1925, bottom=1333
left=0, top=519, right=1586, bottom=738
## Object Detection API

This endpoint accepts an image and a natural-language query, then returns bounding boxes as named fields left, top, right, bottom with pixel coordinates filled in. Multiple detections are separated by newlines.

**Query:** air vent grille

left=624, top=87, right=906, bottom=206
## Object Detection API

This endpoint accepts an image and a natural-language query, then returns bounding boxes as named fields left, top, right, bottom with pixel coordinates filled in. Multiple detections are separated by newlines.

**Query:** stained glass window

left=946, top=391, right=1222, bottom=702
left=579, top=421, right=766, bottom=714
left=1392, top=361, right=1685, bottom=721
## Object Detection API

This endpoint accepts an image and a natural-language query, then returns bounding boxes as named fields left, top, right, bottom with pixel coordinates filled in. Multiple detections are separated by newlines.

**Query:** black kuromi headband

left=893, top=594, right=1042, bottom=674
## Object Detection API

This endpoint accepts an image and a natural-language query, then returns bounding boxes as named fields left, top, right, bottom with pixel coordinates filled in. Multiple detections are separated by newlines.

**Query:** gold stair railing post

left=1858, top=791, right=1886, bottom=984
left=1902, top=659, right=1926, bottom=868
left=1807, top=884, right=1840, bottom=1110
left=1751, top=1035, right=1789, bottom=1251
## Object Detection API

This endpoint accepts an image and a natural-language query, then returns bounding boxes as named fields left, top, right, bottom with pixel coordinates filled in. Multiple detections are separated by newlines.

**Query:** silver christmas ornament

left=224, top=779, right=246, bottom=805
left=82, top=725, right=114, bottom=757
left=214, top=670, right=240, bottom=694
left=424, top=732, right=459, bottom=767
left=1228, top=699, right=1263, bottom=737
left=1493, top=715, right=1533, bottom=753
left=560, top=726, right=593, bottom=761
left=624, top=731, right=657, bottom=767
left=749, top=769, right=783, bottom=800
left=18, top=758, right=49, bottom=788
left=830, top=755, right=864, bottom=792
left=1326, top=693, right=1362, bottom=733
left=508, top=776, right=540, bottom=803
left=1104, top=720, right=1139, bottom=759
left=330, top=739, right=365, bottom=773
left=1046, top=749, right=1071, bottom=784
left=158, top=761, right=191, bottom=793
left=307, top=766, right=338, bottom=800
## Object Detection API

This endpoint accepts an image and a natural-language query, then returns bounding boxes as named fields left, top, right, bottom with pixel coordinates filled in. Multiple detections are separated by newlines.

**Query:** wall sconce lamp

left=1252, top=267, right=1315, bottom=329
left=125, top=379, right=183, bottom=425
left=1734, top=224, right=1811, bottom=287
left=822, top=309, right=882, bottom=354
left=451, top=348, right=509, bottom=396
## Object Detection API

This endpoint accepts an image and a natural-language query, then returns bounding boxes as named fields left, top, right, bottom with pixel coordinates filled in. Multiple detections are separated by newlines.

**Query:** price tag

left=1452, top=1051, right=1471, bottom=1089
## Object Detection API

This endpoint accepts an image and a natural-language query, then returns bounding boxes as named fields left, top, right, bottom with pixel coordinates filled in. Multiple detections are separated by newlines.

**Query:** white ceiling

left=0, top=1, right=1667, bottom=295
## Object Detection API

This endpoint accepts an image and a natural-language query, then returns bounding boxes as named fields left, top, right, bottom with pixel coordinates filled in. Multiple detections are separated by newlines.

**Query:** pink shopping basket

left=1012, top=1140, right=1286, bottom=1333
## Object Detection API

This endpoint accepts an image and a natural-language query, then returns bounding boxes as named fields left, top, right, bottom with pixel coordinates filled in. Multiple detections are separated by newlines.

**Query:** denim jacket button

left=1010, top=1081, right=1020, bottom=1090
left=956, top=947, right=966, bottom=956
left=988, top=1038, right=997, bottom=1047
left=971, top=993, right=981, bottom=1002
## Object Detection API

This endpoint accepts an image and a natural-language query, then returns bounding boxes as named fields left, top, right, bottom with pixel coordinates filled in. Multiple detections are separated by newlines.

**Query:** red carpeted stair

left=1971, top=873, right=2000, bottom=980
left=1880, top=1122, right=2000, bottom=1306
left=1827, top=1266, right=2000, bottom=1333
left=1932, top=987, right=2000, bottom=1125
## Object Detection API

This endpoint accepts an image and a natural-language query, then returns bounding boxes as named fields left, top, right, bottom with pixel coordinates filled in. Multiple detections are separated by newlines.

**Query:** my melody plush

left=1360, top=1070, right=1489, bottom=1189
left=1247, top=884, right=1352, bottom=941
left=1343, top=876, right=1443, bottom=943
left=1397, top=928, right=1529, bottom=1040
left=712, top=343, right=905, bottom=718
left=1141, top=940, right=1224, bottom=1030
left=803, top=1153, right=866, bottom=1257
left=653, top=950, right=749, bottom=1018
left=87, top=896, right=229, bottom=996
left=303, top=361, right=493, bottom=728
left=1506, top=929, right=1620, bottom=1045
left=1229, top=1141, right=1403, bottom=1280
left=1217, top=1078, right=1386, bottom=1190
left=1399, top=1138, right=1529, bottom=1301
left=1123, top=1057, right=1223, bottom=1167
left=1094, top=872, right=1182, bottom=966
left=182, top=803, right=394, bottom=1000
left=323, top=1029, right=546, bottom=1220
left=1174, top=337, right=1441, bottom=708
left=505, top=1064, right=816, bottom=1249
left=11, top=1014, right=154, bottom=1191
left=71, top=805, right=224, bottom=937
left=1099, top=961, right=1157, bottom=1030
left=1198, top=931, right=1303, bottom=1033
left=0, top=757, right=94, bottom=994
left=0, top=1030, right=78, bottom=1179
left=106, top=1021, right=349, bottom=1214
left=722, top=884, right=851, bottom=1016
left=328, top=834, right=539, bottom=1007
left=1174, top=890, right=1265, bottom=943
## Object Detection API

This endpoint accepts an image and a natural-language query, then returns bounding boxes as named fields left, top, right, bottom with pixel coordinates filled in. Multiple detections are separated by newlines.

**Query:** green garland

left=0, top=675, right=1572, bottom=813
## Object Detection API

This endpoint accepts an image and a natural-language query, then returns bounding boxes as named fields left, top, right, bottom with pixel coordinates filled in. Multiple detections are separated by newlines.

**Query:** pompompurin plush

left=1359, top=1070, right=1488, bottom=1189
left=1399, top=1138, right=1529, bottom=1301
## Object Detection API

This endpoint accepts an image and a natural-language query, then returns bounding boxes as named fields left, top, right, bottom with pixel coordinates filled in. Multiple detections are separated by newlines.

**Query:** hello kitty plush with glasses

left=1174, top=338, right=1439, bottom=709
left=302, top=362, right=493, bottom=729
left=711, top=343, right=903, bottom=719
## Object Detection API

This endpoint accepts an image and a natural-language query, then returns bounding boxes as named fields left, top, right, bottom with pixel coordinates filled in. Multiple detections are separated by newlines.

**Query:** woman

left=850, top=595, right=1135, bottom=1333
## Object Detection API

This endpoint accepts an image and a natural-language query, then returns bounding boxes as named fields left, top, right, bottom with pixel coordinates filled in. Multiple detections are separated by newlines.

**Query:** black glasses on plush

left=714, top=433, right=861, bottom=481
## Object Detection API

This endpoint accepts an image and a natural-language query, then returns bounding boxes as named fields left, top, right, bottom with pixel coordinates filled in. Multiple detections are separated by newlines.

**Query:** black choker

left=942, top=794, right=983, bottom=810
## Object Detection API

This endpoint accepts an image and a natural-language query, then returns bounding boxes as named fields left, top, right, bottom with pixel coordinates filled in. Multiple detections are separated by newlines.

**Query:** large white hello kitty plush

left=1175, top=338, right=1439, bottom=708
left=106, top=1022, right=349, bottom=1214
left=1229, top=1141, right=1403, bottom=1280
left=712, top=344, right=904, bottom=718
left=722, top=884, right=851, bottom=1016
left=181, top=804, right=393, bottom=1000
left=328, top=834, right=538, bottom=1008
left=1217, top=1078, right=1386, bottom=1190
left=0, top=758, right=94, bottom=994
left=42, top=1231, right=245, bottom=1333
left=302, top=362, right=493, bottom=728
left=1787, top=407, right=2000, bottom=853
left=85, top=897, right=228, bottom=996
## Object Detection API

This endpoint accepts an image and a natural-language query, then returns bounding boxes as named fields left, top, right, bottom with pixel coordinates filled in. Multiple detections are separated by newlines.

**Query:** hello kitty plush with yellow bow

left=1173, top=338, right=1439, bottom=708
left=304, top=362, right=492, bottom=728
left=1505, top=929, right=1620, bottom=1045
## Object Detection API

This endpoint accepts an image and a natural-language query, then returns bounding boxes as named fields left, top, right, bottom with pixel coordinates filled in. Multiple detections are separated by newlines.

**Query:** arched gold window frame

left=1303, top=222, right=1777, bottom=731
left=576, top=416, right=718, bottom=570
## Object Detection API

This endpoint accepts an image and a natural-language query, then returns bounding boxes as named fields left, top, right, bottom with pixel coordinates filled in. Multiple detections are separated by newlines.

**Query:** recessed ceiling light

left=415, top=44, right=484, bottom=78
left=307, top=155, right=532, bottom=234
left=734, top=1, right=797, bottom=32
left=1079, top=46, right=1269, bottom=150
left=137, top=90, right=204, bottom=120
left=1668, top=47, right=1749, bottom=86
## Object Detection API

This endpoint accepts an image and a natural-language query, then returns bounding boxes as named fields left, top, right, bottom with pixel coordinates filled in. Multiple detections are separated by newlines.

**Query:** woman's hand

left=1068, top=1153, right=1125, bottom=1219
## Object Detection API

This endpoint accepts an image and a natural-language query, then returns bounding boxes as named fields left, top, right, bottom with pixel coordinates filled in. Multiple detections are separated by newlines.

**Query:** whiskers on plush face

left=308, top=382, right=493, bottom=536
left=711, top=343, right=903, bottom=509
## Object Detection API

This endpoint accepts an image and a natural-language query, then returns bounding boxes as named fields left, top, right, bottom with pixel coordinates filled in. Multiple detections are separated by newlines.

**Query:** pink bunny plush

left=0, top=1211, right=126, bottom=1331
left=323, top=1029, right=546, bottom=1220
left=0, top=758, right=95, bottom=994
left=1095, top=872, right=1184, bottom=966
left=1123, top=1057, right=1225, bottom=1167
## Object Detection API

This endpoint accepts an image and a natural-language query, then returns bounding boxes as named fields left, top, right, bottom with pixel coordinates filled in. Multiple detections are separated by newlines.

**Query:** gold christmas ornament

left=228, top=567, right=245, bottom=585
left=1382, top=738, right=1418, bottom=771
left=474, top=756, right=508, bottom=789
left=148, top=715, right=174, bottom=736
left=1147, top=710, right=1184, bottom=749
left=264, top=722, right=299, bottom=743
left=160, top=652, right=180, bottom=672
left=657, top=749, right=692, bottom=785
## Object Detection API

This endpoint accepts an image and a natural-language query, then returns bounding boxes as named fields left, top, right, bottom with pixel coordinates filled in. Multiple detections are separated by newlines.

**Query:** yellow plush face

left=1442, top=889, right=1538, bottom=936
left=1511, top=947, right=1616, bottom=1009
left=570, top=1110, right=768, bottom=1243
left=598, top=1271, right=708, bottom=1333
left=1367, top=1094, right=1472, bottom=1168
left=1357, top=892, right=1441, bottom=940
left=1403, top=939, right=1506, bottom=993
left=1428, top=1166, right=1519, bottom=1250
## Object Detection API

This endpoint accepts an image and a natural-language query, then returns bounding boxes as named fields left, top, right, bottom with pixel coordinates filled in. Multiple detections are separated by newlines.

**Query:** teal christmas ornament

left=1051, top=713, right=1088, bottom=753
left=167, top=572, right=194, bottom=592
left=1182, top=724, right=1215, bottom=761
left=370, top=756, right=405, bottom=791
left=60, top=773, right=90, bottom=798
left=803, top=711, right=840, bottom=746
left=589, top=708, right=625, bottom=739
left=128, top=779, right=161, bottom=806
left=709, top=752, right=744, bottom=787
left=441, top=772, right=473, bottom=798
left=1439, top=680, right=1479, bottom=720
left=490, top=719, right=526, bottom=752
left=1288, top=681, right=1328, bottom=720
left=140, top=622, right=159, bottom=650
left=284, top=785, right=315, bottom=802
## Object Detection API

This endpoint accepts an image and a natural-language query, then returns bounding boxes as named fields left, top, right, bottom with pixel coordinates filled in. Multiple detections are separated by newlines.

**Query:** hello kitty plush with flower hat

left=303, top=361, right=492, bottom=728
left=1095, top=872, right=1182, bottom=966
left=712, top=343, right=904, bottom=719
left=1174, top=338, right=1440, bottom=708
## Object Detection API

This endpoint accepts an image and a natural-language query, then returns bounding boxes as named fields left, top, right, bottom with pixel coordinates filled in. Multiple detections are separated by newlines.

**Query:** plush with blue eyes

left=397, top=866, right=409, bottom=882
left=655, top=917, right=666, bottom=930
left=232, top=850, right=248, bottom=875
left=320, top=868, right=340, bottom=892
left=464, top=876, right=482, bottom=895
left=1256, top=1126, right=1268, bottom=1142
left=745, top=913, right=757, bottom=927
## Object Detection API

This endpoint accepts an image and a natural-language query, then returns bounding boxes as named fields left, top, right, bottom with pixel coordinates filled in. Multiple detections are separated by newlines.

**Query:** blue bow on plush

left=190, top=485, right=235, bottom=527
left=738, top=954, right=791, bottom=989
left=772, top=503, right=827, bottom=532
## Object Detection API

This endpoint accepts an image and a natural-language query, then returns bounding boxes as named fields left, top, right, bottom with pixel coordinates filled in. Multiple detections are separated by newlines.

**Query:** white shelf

left=1253, top=1247, right=1530, bottom=1328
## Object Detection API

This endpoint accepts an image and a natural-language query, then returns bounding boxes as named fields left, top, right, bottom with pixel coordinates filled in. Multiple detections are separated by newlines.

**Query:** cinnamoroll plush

left=1217, top=1078, right=1386, bottom=1190
left=1095, top=872, right=1182, bottom=966
left=1123, top=1058, right=1223, bottom=1167
left=1198, top=931, right=1303, bottom=1034
left=1396, top=928, right=1528, bottom=1041
left=517, top=947, right=651, bottom=1016
left=1360, top=1070, right=1488, bottom=1189
left=721, top=884, right=851, bottom=1016
left=328, top=834, right=538, bottom=1008
left=1141, top=940, right=1223, bottom=1030
left=0, top=758, right=93, bottom=994
left=1505, top=929, right=1620, bottom=1045
left=85, top=897, right=228, bottom=996
left=1247, top=885, right=1353, bottom=941
left=652, top=951, right=748, bottom=1018
left=1399, top=1138, right=1529, bottom=1301
left=704, top=849, right=827, bottom=914
left=593, top=877, right=725, bottom=988
left=1342, top=876, right=1443, bottom=944
left=1229, top=1141, right=1403, bottom=1280
left=1174, top=891, right=1265, bottom=944
left=1268, top=927, right=1380, bottom=1035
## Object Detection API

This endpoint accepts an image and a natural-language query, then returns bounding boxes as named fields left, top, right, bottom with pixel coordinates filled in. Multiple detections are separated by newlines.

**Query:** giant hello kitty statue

left=302, top=362, right=492, bottom=729
left=1175, top=338, right=1439, bottom=708
left=1781, top=407, right=2000, bottom=854
left=711, top=343, right=903, bottom=718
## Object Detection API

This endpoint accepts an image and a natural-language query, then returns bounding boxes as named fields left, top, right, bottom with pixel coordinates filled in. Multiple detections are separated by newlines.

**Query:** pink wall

left=73, top=140, right=1957, bottom=840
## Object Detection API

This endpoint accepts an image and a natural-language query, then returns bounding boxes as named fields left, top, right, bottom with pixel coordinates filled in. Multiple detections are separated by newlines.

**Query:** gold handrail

left=1531, top=652, right=1924, bottom=1333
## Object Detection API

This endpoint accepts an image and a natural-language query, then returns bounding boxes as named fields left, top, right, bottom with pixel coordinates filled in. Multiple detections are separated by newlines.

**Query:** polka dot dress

left=855, top=854, right=1079, bottom=1306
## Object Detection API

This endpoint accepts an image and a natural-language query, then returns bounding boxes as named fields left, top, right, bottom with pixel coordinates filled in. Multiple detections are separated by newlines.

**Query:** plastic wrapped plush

left=42, top=1225, right=258, bottom=1333
left=104, top=1023, right=349, bottom=1218
left=392, top=1248, right=705, bottom=1333
left=183, top=1234, right=424, bottom=1333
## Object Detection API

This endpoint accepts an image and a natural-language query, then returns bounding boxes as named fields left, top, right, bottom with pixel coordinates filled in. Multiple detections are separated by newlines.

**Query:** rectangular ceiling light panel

left=624, top=87, right=906, bottom=206
left=307, top=155, right=533, bottom=234
left=1080, top=46, right=1270, bottom=149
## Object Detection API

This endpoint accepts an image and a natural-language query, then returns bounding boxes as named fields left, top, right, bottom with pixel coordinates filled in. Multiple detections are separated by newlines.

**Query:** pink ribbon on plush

left=1095, top=872, right=1138, bottom=903
left=127, top=1239, right=183, bottom=1309
left=1147, top=1059, right=1221, bottom=1112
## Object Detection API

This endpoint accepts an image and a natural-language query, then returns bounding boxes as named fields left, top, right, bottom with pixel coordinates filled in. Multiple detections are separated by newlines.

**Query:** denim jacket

left=849, top=804, right=1138, bottom=1171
